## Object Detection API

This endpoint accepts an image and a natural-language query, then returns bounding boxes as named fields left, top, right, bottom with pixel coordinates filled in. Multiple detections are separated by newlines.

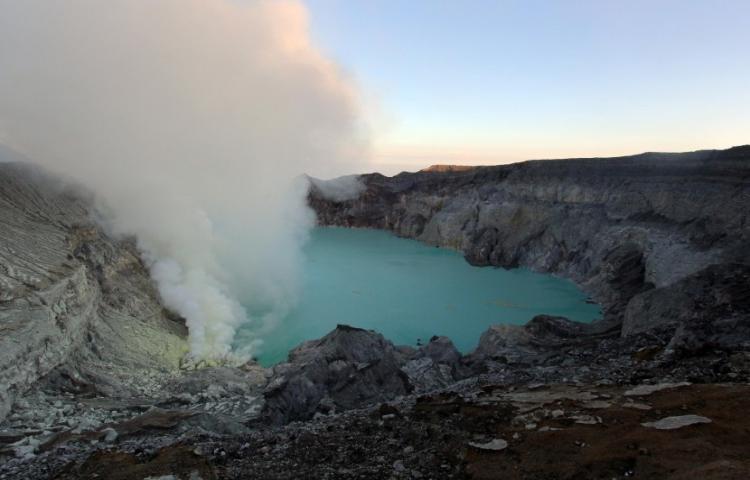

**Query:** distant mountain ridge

left=419, top=164, right=477, bottom=173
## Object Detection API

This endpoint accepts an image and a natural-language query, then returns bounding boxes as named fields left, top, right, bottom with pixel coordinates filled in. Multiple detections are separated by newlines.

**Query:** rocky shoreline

left=1, top=147, right=749, bottom=479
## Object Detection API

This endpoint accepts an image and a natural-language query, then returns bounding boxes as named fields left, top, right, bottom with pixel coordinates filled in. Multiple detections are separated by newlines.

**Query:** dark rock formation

left=261, top=327, right=483, bottom=424
left=623, top=263, right=750, bottom=353
left=420, top=164, right=478, bottom=173
left=262, top=325, right=413, bottom=425
left=469, top=315, right=596, bottom=366
left=414, top=335, right=461, bottom=365
left=402, top=335, right=466, bottom=392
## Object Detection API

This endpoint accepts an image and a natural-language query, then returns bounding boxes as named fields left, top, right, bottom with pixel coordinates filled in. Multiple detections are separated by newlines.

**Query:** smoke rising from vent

left=307, top=175, right=366, bottom=202
left=0, top=0, right=369, bottom=361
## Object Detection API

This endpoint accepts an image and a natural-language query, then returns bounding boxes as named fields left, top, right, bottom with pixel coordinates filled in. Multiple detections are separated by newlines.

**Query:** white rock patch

left=641, top=415, right=711, bottom=430
left=468, top=438, right=508, bottom=451
left=625, top=382, right=691, bottom=397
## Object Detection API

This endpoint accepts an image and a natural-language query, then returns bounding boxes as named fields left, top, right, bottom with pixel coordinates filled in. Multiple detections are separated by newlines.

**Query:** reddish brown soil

left=465, top=384, right=750, bottom=480
left=58, top=445, right=216, bottom=480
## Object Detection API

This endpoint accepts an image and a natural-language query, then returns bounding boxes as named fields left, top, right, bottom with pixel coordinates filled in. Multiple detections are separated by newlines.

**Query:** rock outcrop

left=262, top=325, right=412, bottom=424
left=262, top=325, right=468, bottom=424
left=623, top=263, right=750, bottom=359
left=0, top=162, right=188, bottom=420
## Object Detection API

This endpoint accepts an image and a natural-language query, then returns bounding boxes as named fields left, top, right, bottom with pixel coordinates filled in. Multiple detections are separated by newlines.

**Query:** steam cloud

left=0, top=0, right=368, bottom=362
left=307, top=175, right=366, bottom=202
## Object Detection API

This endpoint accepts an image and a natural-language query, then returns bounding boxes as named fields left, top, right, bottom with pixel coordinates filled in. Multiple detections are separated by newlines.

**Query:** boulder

left=642, top=415, right=712, bottom=430
left=469, top=315, right=594, bottom=366
left=261, top=325, right=413, bottom=424
left=622, top=264, right=750, bottom=353
left=468, top=438, right=508, bottom=451
left=416, top=336, right=461, bottom=365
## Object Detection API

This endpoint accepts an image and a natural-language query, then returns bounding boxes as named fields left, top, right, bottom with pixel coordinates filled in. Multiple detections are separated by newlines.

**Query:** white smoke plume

left=307, top=174, right=366, bottom=202
left=0, top=0, right=369, bottom=362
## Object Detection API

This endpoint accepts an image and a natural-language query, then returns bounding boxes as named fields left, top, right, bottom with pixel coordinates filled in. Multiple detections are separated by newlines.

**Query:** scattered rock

left=538, top=426, right=561, bottom=432
left=625, top=382, right=691, bottom=397
left=102, top=427, right=118, bottom=443
left=642, top=415, right=712, bottom=430
left=571, top=415, right=601, bottom=425
left=468, top=438, right=508, bottom=451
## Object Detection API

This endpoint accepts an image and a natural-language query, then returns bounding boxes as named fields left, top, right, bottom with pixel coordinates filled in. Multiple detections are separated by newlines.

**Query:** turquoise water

left=245, top=227, right=600, bottom=366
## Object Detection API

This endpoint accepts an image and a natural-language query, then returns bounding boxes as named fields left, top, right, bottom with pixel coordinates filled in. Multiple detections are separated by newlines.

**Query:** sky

left=305, top=0, right=750, bottom=174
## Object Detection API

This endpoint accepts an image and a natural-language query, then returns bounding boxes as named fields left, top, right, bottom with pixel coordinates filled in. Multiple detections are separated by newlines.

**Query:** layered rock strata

left=0, top=163, right=187, bottom=420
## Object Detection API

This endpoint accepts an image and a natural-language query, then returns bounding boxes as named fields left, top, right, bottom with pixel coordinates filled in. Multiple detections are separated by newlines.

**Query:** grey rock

left=13, top=443, right=36, bottom=459
left=623, top=264, right=750, bottom=341
left=415, top=336, right=461, bottom=365
left=623, top=402, right=652, bottom=411
left=180, top=413, right=250, bottom=436
left=0, top=161, right=187, bottom=420
left=641, top=415, right=712, bottom=430
left=102, top=427, right=118, bottom=443
left=571, top=414, right=601, bottom=425
left=468, top=438, right=508, bottom=451
left=402, top=357, right=456, bottom=392
left=468, top=314, right=599, bottom=366
left=261, top=325, right=413, bottom=424
left=624, top=382, right=691, bottom=397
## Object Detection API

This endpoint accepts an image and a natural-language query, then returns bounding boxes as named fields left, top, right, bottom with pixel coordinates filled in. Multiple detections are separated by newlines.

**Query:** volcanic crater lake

left=247, top=227, right=601, bottom=366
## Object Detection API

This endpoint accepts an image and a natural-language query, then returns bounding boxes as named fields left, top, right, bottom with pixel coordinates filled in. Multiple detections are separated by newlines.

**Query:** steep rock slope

left=310, top=146, right=750, bottom=332
left=0, top=162, right=188, bottom=420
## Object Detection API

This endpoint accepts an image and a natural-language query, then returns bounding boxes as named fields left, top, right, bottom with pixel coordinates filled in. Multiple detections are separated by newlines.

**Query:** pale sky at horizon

left=305, top=0, right=750, bottom=174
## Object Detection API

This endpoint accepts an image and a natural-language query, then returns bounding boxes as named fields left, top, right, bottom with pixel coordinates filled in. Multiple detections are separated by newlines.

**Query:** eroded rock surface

left=0, top=162, right=188, bottom=420
left=262, top=326, right=471, bottom=424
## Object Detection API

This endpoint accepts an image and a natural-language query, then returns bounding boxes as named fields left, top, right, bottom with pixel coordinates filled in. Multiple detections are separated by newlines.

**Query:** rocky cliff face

left=0, top=162, right=188, bottom=420
left=310, top=146, right=750, bottom=335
